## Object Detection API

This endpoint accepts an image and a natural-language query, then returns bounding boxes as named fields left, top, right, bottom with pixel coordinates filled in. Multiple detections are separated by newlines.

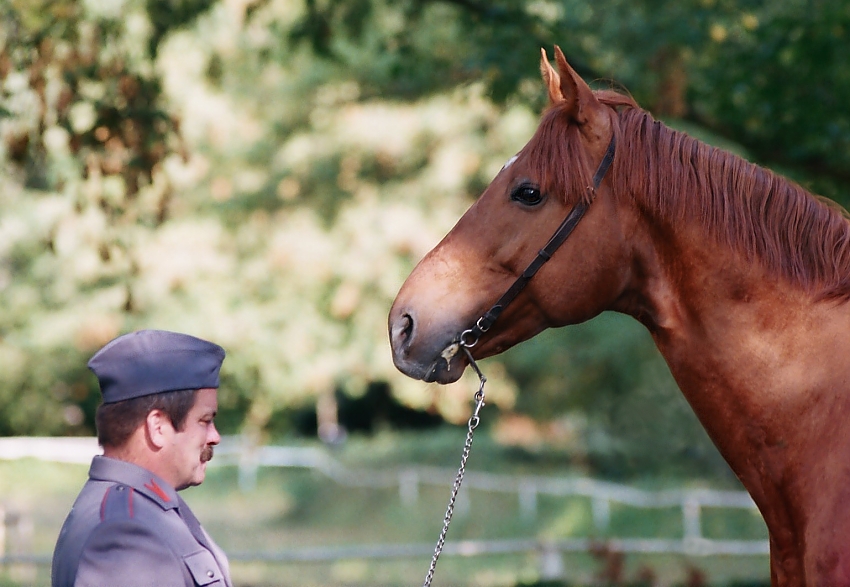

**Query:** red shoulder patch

left=144, top=479, right=171, bottom=502
left=100, top=485, right=135, bottom=521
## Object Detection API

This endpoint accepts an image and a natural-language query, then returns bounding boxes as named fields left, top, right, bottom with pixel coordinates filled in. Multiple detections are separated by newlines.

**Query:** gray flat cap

left=88, top=329, right=226, bottom=404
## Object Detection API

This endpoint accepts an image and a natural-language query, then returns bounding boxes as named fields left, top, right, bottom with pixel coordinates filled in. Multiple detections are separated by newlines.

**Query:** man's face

left=168, top=388, right=221, bottom=490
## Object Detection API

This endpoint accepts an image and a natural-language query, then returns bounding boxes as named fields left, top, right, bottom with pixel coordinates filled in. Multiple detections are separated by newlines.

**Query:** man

left=52, top=329, right=233, bottom=587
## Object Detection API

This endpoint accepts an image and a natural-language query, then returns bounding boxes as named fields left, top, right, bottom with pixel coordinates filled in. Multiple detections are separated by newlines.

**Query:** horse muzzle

left=388, top=309, right=467, bottom=384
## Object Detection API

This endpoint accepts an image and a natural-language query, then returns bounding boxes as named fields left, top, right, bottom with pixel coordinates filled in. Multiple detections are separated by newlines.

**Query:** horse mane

left=526, top=90, right=850, bottom=300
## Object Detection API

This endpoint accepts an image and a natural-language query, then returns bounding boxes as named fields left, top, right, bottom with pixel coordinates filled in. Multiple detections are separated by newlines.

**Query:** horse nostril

left=392, top=313, right=415, bottom=352
left=401, top=314, right=414, bottom=341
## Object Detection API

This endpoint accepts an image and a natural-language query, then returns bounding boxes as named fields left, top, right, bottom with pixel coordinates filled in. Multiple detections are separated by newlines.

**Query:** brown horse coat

left=389, top=47, right=850, bottom=586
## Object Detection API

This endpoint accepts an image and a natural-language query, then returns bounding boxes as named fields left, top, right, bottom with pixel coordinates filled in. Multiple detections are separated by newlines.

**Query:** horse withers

left=388, top=46, right=850, bottom=587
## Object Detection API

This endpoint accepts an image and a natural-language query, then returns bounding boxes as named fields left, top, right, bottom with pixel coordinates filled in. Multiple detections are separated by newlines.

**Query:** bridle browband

left=459, top=133, right=617, bottom=349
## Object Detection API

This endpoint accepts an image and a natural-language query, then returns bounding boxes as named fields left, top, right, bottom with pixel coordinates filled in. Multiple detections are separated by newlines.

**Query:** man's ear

left=145, top=409, right=173, bottom=449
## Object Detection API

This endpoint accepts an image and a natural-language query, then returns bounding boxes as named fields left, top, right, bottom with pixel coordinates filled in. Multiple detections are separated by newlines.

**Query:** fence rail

left=0, top=436, right=769, bottom=566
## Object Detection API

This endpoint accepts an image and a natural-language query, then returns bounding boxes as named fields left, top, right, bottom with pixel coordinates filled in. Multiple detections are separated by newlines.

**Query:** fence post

left=399, top=469, right=419, bottom=507
left=6, top=509, right=35, bottom=583
left=518, top=481, right=538, bottom=521
left=237, top=436, right=259, bottom=493
left=0, top=505, right=5, bottom=566
left=683, top=496, right=702, bottom=540
left=538, top=541, right=565, bottom=580
left=592, top=497, right=611, bottom=531
left=456, top=484, right=470, bottom=518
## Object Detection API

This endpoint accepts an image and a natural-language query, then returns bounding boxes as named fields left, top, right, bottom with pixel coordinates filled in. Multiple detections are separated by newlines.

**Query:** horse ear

left=552, top=45, right=598, bottom=125
left=540, top=48, right=563, bottom=105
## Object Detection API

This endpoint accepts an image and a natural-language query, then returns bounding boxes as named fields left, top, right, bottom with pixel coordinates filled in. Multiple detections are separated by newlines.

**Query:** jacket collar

left=89, top=455, right=179, bottom=510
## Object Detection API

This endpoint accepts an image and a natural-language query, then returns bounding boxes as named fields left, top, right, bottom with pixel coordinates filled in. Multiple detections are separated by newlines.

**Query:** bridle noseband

left=459, top=133, right=617, bottom=349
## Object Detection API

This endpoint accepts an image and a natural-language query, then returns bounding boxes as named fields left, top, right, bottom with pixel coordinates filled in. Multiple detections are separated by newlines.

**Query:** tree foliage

left=1, top=0, right=848, bottom=477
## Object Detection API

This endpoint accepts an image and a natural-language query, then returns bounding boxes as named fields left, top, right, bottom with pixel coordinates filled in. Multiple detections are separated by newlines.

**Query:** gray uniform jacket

left=51, top=456, right=232, bottom=587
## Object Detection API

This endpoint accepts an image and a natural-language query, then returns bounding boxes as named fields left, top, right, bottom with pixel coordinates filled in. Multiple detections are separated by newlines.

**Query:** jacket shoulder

left=74, top=516, right=187, bottom=587
left=99, top=484, right=135, bottom=521
left=76, top=490, right=225, bottom=587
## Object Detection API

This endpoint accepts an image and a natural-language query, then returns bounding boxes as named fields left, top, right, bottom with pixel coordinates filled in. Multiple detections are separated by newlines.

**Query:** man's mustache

left=200, top=445, right=214, bottom=463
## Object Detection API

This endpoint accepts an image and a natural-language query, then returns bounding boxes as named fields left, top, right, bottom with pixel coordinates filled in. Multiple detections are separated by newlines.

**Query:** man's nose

left=208, top=422, right=221, bottom=445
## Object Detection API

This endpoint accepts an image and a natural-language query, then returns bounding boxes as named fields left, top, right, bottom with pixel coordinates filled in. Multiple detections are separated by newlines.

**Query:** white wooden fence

left=0, top=436, right=769, bottom=566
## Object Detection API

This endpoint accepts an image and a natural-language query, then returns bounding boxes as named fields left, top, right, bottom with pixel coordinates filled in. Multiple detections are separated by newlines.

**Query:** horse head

left=389, top=47, right=636, bottom=384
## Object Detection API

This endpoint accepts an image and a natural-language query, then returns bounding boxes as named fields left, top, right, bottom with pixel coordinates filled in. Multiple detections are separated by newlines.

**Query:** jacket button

left=207, top=570, right=215, bottom=578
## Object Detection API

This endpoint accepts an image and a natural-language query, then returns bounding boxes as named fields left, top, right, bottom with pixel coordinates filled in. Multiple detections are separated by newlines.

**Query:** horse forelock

left=521, top=104, right=598, bottom=207
left=610, top=106, right=850, bottom=299
left=520, top=90, right=638, bottom=206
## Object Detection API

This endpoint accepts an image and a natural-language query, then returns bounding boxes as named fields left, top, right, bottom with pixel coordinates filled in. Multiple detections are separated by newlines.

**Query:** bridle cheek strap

left=459, top=133, right=617, bottom=348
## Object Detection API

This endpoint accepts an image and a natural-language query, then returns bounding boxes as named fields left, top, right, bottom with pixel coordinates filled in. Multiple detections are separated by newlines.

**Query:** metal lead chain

left=422, top=346, right=486, bottom=587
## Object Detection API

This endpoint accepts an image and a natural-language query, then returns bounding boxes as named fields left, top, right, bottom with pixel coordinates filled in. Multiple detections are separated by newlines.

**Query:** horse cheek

left=550, top=235, right=631, bottom=325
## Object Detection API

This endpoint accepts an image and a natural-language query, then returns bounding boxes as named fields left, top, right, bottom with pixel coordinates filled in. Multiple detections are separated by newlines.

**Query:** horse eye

left=510, top=183, right=544, bottom=206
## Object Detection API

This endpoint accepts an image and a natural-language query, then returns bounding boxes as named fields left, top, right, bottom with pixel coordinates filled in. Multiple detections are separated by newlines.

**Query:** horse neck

left=621, top=208, right=803, bottom=349
left=616, top=184, right=846, bottom=508
left=605, top=110, right=850, bottom=579
left=622, top=157, right=850, bottom=523
left=613, top=146, right=835, bottom=366
left=609, top=108, right=850, bottom=333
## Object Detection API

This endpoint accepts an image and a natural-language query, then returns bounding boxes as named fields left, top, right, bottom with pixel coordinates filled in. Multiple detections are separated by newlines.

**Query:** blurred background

left=1, top=0, right=849, bottom=585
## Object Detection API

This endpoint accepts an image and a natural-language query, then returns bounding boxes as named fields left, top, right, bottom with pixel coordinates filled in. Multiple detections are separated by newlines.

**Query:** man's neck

left=102, top=441, right=176, bottom=490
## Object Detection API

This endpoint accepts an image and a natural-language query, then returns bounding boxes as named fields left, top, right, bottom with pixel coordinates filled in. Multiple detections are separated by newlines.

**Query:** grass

left=0, top=429, right=770, bottom=586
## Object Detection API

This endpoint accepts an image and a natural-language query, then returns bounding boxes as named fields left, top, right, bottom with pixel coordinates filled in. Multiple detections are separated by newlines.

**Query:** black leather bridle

left=459, top=134, right=617, bottom=349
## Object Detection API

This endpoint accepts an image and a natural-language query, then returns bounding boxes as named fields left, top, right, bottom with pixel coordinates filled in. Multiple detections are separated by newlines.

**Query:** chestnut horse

left=388, top=47, right=850, bottom=587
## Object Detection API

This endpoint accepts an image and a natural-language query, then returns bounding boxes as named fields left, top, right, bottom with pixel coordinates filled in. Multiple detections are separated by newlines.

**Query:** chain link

left=422, top=347, right=486, bottom=587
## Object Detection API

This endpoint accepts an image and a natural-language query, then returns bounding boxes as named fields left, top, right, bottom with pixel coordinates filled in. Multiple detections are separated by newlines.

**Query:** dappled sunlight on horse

left=389, top=46, right=850, bottom=587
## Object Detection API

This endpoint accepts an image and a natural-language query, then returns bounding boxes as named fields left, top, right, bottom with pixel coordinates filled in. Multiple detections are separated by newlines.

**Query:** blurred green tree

left=0, top=0, right=214, bottom=433
left=1, top=0, right=848, bottom=480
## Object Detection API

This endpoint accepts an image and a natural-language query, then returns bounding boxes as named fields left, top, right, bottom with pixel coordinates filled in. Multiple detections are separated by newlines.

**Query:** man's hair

left=95, top=388, right=198, bottom=448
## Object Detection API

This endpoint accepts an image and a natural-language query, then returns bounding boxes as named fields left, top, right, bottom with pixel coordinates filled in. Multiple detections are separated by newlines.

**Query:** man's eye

left=510, top=183, right=544, bottom=206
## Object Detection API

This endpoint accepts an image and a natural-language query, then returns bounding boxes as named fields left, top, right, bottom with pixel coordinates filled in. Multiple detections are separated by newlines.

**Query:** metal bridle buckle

left=459, top=316, right=492, bottom=349
left=459, top=328, right=479, bottom=348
